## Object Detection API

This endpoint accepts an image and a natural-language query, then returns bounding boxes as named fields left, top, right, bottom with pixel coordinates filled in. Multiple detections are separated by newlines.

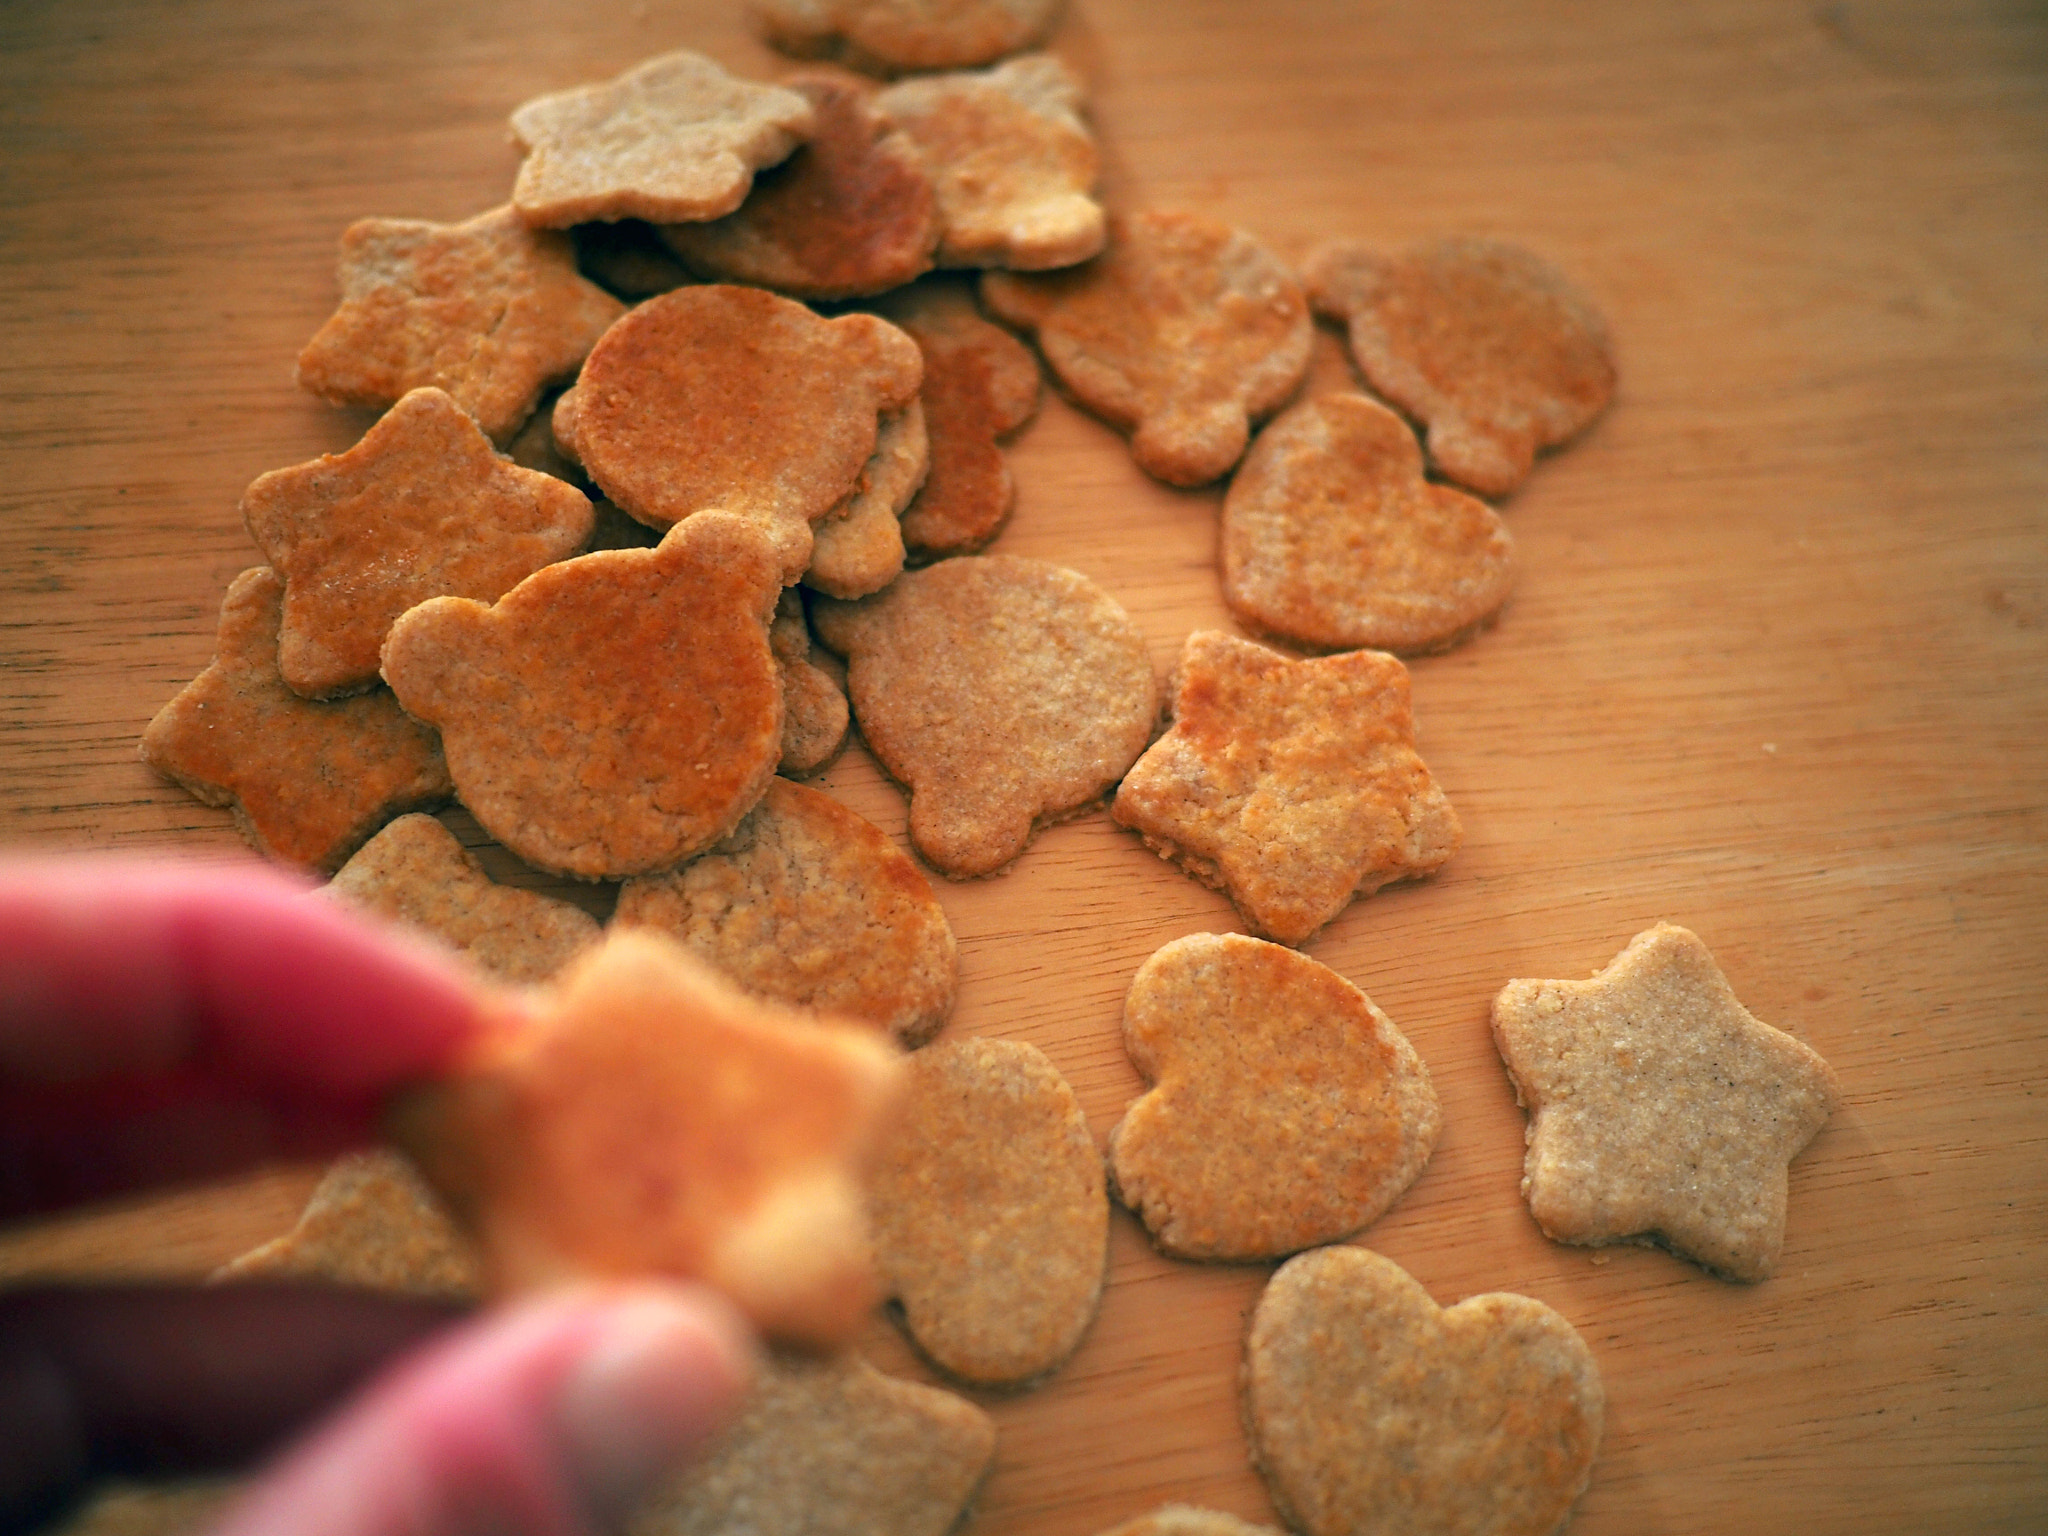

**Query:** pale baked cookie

left=1304, top=237, right=1616, bottom=498
left=876, top=54, right=1104, bottom=271
left=753, top=0, right=1064, bottom=74
left=1092, top=1510, right=1283, bottom=1536
left=1112, top=632, right=1458, bottom=947
left=140, top=568, right=451, bottom=874
left=296, top=206, right=625, bottom=446
left=873, top=275, right=1042, bottom=560
left=811, top=555, right=1156, bottom=878
left=391, top=929, right=901, bottom=1347
left=614, top=777, right=956, bottom=1047
left=509, top=51, right=816, bottom=228
left=326, top=814, right=600, bottom=985
left=983, top=210, right=1311, bottom=486
left=244, top=388, right=595, bottom=700
left=661, top=69, right=939, bottom=300
left=772, top=590, right=851, bottom=775
left=634, top=1351, right=994, bottom=1536
left=805, top=399, right=929, bottom=599
left=1245, top=1246, right=1603, bottom=1536
left=551, top=284, right=922, bottom=579
left=1491, top=922, right=1841, bottom=1282
left=379, top=513, right=783, bottom=882
left=1221, top=392, right=1514, bottom=655
left=1107, top=934, right=1439, bottom=1261
left=868, top=1038, right=1106, bottom=1383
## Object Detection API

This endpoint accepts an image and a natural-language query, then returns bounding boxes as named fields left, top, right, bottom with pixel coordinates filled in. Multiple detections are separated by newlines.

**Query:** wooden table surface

left=3, top=0, right=2045, bottom=1532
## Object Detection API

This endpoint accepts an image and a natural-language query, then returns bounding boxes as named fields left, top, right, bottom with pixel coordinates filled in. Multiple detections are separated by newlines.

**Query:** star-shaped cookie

left=1491, top=922, right=1841, bottom=1282
left=1111, top=631, right=1459, bottom=946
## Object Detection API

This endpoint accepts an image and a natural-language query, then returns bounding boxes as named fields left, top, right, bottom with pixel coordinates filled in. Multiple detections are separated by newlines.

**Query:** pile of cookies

left=129, top=3, right=1844, bottom=1535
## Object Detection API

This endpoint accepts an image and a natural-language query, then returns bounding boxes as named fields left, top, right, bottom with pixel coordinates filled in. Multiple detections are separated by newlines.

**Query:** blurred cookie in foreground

left=753, top=0, right=1064, bottom=75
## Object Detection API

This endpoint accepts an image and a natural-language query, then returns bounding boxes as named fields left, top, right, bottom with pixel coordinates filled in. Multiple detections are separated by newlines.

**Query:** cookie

left=1304, top=237, right=1616, bottom=498
left=212, top=1148, right=482, bottom=1300
left=390, top=928, right=902, bottom=1346
left=876, top=54, right=1104, bottom=271
left=244, top=387, right=595, bottom=700
left=1092, top=1511, right=1283, bottom=1536
left=614, top=777, right=956, bottom=1047
left=550, top=284, right=922, bottom=579
left=379, top=513, right=784, bottom=882
left=326, top=813, right=601, bottom=984
left=633, top=1351, right=994, bottom=1536
left=811, top=555, right=1156, bottom=878
left=1491, top=922, right=1841, bottom=1282
left=40, top=1482, right=237, bottom=1536
left=1106, top=934, right=1439, bottom=1261
left=873, top=276, right=1042, bottom=560
left=1112, top=631, right=1458, bottom=946
left=772, top=590, right=851, bottom=775
left=1245, top=1246, right=1603, bottom=1536
left=140, top=568, right=452, bottom=873
left=804, top=400, right=928, bottom=600
left=1221, top=392, right=1514, bottom=655
left=867, top=1038, right=1106, bottom=1383
left=508, top=51, right=816, bottom=228
left=296, top=205, right=626, bottom=446
left=660, top=69, right=939, bottom=301
left=752, top=0, right=1064, bottom=74
left=983, top=210, right=1311, bottom=486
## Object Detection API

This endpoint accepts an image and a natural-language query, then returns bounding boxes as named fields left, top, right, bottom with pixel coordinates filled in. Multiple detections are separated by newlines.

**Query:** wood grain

left=2, top=0, right=2044, bottom=1532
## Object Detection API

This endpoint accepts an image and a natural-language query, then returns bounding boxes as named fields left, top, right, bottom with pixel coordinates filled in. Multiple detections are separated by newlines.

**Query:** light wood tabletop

left=3, top=0, right=2044, bottom=1532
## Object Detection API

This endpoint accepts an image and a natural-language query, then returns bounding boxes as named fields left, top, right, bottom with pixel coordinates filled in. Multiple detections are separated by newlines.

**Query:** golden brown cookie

left=868, top=1038, right=1106, bottom=1383
left=634, top=1351, right=994, bottom=1536
left=873, top=275, right=1042, bottom=560
left=772, top=590, right=851, bottom=775
left=140, top=568, right=452, bottom=874
left=614, top=777, right=956, bottom=1047
left=983, top=210, right=1311, bottom=486
left=1092, top=1511, right=1283, bottom=1536
left=811, top=555, right=1156, bottom=878
left=1492, top=922, right=1841, bottom=1282
left=1221, top=392, right=1513, bottom=655
left=1304, top=237, right=1616, bottom=498
left=876, top=54, right=1103, bottom=271
left=244, top=388, right=595, bottom=700
left=1107, top=934, right=1439, bottom=1261
left=752, top=0, right=1064, bottom=74
left=326, top=814, right=601, bottom=984
left=1246, top=1246, right=1603, bottom=1536
left=296, top=206, right=625, bottom=446
left=1111, top=631, right=1458, bottom=947
left=391, top=929, right=901, bottom=1347
left=379, top=513, right=783, bottom=882
left=508, top=51, right=816, bottom=228
left=660, top=69, right=939, bottom=300
left=804, top=401, right=927, bottom=600
left=551, top=284, right=922, bottom=579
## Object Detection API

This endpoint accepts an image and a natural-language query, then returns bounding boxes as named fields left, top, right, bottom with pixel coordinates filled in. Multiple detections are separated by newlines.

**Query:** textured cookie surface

left=615, top=777, right=956, bottom=1047
left=877, top=54, right=1103, bottom=271
left=771, top=590, right=851, bottom=775
left=379, top=513, right=783, bottom=881
left=1222, top=392, right=1513, bottom=655
left=868, top=1038, right=1106, bottom=1383
left=244, top=388, right=594, bottom=699
left=1092, top=1510, right=1283, bottom=1536
left=804, top=399, right=928, bottom=599
left=1305, top=237, right=1616, bottom=497
left=984, top=210, right=1310, bottom=485
left=509, top=51, right=815, bottom=228
left=1491, top=922, right=1841, bottom=1282
left=391, top=929, right=902, bottom=1347
left=812, top=555, right=1156, bottom=878
left=296, top=206, right=625, bottom=445
left=140, top=567, right=451, bottom=873
left=1246, top=1246, right=1603, bottom=1536
left=753, top=0, right=1063, bottom=73
left=1108, top=933, right=1439, bottom=1261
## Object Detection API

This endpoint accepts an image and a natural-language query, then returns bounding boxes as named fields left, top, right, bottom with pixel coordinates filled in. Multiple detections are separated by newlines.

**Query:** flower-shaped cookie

left=805, top=399, right=928, bottom=599
left=752, top=0, right=1065, bottom=74
left=379, top=513, right=784, bottom=881
left=1492, top=922, right=1841, bottom=1282
left=983, top=210, right=1311, bottom=486
left=139, top=567, right=451, bottom=873
left=1305, top=237, right=1616, bottom=497
left=509, top=51, right=816, bottom=228
left=244, top=388, right=595, bottom=700
left=296, top=206, right=625, bottom=445
left=1113, top=632, right=1459, bottom=946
